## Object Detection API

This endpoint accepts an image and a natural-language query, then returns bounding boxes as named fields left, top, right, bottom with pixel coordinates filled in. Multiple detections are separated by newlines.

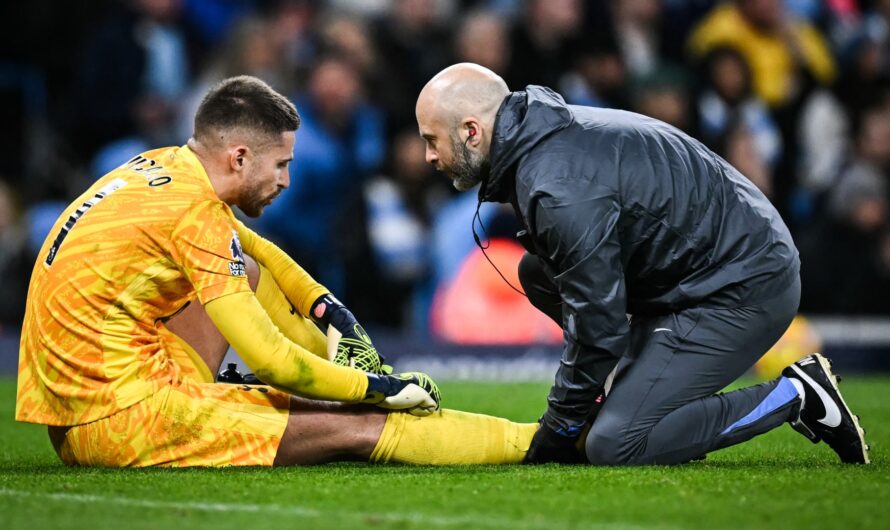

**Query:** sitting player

left=16, top=76, right=538, bottom=467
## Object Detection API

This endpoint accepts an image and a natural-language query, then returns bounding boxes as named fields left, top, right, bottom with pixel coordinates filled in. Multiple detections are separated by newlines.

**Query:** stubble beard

left=450, top=136, right=488, bottom=192
left=239, top=180, right=276, bottom=218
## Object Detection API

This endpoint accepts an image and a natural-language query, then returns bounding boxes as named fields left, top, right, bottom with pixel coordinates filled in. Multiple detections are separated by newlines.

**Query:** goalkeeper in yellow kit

left=16, top=76, right=537, bottom=467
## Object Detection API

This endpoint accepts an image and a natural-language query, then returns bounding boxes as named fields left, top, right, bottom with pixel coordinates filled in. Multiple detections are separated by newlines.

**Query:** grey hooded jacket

left=482, top=86, right=800, bottom=429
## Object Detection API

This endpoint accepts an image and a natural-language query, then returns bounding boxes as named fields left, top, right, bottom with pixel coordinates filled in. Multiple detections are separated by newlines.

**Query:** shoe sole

left=813, top=354, right=871, bottom=465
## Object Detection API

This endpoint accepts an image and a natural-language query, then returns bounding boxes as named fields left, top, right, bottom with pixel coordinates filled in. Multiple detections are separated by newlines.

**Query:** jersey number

left=44, top=178, right=128, bottom=267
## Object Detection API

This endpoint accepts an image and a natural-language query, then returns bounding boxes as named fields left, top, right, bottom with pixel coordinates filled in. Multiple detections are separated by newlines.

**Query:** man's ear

left=462, top=118, right=482, bottom=147
left=229, top=146, right=249, bottom=173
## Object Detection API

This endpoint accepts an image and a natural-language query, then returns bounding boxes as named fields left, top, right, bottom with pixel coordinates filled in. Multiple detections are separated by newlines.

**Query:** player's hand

left=332, top=323, right=392, bottom=374
left=525, top=422, right=587, bottom=464
left=363, top=372, right=441, bottom=416
left=310, top=293, right=390, bottom=374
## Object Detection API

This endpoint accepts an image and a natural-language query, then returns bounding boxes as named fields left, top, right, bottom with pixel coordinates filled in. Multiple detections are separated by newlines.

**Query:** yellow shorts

left=55, top=379, right=291, bottom=468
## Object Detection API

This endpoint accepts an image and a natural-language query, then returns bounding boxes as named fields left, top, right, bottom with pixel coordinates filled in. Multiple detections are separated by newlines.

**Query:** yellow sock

left=370, top=408, right=539, bottom=465
left=255, top=264, right=327, bottom=359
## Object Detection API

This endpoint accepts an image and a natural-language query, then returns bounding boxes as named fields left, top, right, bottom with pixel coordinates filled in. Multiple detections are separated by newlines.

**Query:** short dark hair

left=194, top=76, right=300, bottom=141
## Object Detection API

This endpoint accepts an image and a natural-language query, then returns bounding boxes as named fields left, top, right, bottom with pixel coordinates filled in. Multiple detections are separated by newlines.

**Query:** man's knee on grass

left=585, top=414, right=642, bottom=466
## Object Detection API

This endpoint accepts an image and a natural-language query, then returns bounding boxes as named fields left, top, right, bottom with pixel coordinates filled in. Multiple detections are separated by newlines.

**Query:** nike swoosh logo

left=790, top=364, right=842, bottom=428
left=653, top=328, right=673, bottom=333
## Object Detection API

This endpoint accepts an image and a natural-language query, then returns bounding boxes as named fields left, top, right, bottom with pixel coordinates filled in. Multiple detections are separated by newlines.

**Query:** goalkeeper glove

left=363, top=372, right=441, bottom=416
left=310, top=293, right=390, bottom=374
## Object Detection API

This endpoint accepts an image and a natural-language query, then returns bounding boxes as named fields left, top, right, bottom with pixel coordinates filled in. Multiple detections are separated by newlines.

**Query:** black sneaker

left=782, top=354, right=870, bottom=464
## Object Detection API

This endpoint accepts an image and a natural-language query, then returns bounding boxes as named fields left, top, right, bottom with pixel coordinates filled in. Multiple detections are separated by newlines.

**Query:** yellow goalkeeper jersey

left=16, top=145, right=252, bottom=426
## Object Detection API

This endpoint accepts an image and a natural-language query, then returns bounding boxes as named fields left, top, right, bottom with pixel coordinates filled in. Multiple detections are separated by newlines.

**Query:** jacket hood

left=481, top=85, right=573, bottom=203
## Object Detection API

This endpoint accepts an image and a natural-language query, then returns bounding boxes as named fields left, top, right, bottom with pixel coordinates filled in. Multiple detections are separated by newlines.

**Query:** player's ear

left=229, top=146, right=249, bottom=173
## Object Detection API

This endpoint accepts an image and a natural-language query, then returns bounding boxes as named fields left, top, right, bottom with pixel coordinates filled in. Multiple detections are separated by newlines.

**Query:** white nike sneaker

left=782, top=354, right=870, bottom=464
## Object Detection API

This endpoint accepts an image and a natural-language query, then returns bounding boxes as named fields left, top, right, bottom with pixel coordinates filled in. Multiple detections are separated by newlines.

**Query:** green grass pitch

left=1, top=376, right=888, bottom=529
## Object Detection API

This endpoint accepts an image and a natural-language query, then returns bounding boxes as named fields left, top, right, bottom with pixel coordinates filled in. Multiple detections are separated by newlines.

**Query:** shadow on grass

left=2, top=457, right=881, bottom=478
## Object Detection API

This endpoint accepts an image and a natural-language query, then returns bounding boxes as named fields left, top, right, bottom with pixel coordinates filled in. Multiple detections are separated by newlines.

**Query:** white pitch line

left=0, top=488, right=657, bottom=530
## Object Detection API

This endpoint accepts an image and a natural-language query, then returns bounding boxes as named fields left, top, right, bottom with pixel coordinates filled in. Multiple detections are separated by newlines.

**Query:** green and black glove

left=363, top=372, right=442, bottom=416
left=310, top=293, right=391, bottom=374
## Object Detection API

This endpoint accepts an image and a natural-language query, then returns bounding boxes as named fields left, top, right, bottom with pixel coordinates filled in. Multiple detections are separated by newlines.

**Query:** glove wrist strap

left=364, top=373, right=397, bottom=401
left=310, top=293, right=355, bottom=331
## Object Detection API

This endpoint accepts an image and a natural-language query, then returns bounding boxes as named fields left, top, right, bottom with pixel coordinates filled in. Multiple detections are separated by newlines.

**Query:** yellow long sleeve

left=254, top=263, right=328, bottom=359
left=204, top=292, right=368, bottom=401
left=234, top=221, right=329, bottom=318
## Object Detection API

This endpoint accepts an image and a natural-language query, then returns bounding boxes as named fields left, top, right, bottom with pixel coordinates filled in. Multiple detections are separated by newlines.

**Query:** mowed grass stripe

left=0, top=487, right=658, bottom=530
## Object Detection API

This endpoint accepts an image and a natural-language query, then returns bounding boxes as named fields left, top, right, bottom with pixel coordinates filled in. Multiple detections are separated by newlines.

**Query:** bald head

left=416, top=63, right=509, bottom=191
left=417, top=63, right=509, bottom=131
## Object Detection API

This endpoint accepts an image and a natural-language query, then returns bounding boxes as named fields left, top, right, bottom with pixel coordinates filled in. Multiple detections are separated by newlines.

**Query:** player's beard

left=449, top=135, right=489, bottom=192
left=240, top=181, right=279, bottom=218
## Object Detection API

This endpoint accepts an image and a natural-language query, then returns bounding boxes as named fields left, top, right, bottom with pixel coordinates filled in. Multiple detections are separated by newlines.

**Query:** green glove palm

left=310, top=294, right=390, bottom=374
left=332, top=323, right=392, bottom=374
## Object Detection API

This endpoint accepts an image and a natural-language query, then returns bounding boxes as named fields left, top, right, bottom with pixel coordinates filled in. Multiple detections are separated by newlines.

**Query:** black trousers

left=518, top=253, right=802, bottom=465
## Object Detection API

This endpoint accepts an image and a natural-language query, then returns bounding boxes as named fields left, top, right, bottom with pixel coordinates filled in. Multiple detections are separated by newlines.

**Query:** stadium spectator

left=178, top=16, right=294, bottom=142
left=326, top=0, right=392, bottom=18
left=630, top=65, right=695, bottom=134
left=799, top=159, right=890, bottom=314
left=717, top=119, right=774, bottom=199
left=834, top=7, right=890, bottom=118
left=91, top=93, right=182, bottom=177
left=22, top=184, right=70, bottom=259
left=505, top=0, right=585, bottom=90
left=452, top=10, right=511, bottom=76
left=341, top=130, right=450, bottom=329
left=689, top=0, right=837, bottom=219
left=656, top=0, right=719, bottom=62
left=609, top=0, right=666, bottom=79
left=317, top=14, right=379, bottom=82
left=848, top=92, right=890, bottom=194
left=696, top=47, right=782, bottom=168
left=794, top=90, right=850, bottom=209
left=266, top=0, right=318, bottom=87
left=316, top=12, right=407, bottom=133
left=868, top=0, right=890, bottom=67
left=70, top=0, right=191, bottom=159
left=0, top=182, right=30, bottom=332
left=180, top=0, right=261, bottom=48
left=256, top=56, right=386, bottom=297
left=688, top=0, right=836, bottom=110
left=371, top=0, right=451, bottom=132
left=792, top=0, right=875, bottom=214
left=559, top=43, right=630, bottom=109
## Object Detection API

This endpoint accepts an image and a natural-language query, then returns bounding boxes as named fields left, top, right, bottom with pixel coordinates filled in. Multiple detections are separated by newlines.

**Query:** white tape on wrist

left=326, top=324, right=342, bottom=362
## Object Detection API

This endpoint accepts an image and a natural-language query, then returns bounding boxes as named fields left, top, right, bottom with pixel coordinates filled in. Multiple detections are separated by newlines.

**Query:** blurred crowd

left=2, top=0, right=890, bottom=340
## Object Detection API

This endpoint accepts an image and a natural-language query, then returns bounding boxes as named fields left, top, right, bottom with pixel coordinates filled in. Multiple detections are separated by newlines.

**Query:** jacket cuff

left=540, top=407, right=589, bottom=438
